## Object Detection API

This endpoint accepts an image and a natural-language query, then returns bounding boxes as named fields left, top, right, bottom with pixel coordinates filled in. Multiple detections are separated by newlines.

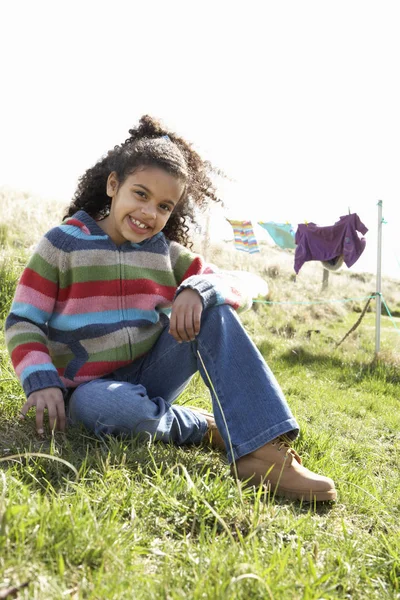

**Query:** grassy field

left=1, top=188, right=400, bottom=599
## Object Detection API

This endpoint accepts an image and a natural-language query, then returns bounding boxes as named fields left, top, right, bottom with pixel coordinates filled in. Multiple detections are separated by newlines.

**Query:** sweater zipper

left=118, top=248, right=133, bottom=361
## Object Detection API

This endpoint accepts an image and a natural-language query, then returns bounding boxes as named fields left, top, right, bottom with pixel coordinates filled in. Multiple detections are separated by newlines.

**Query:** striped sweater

left=5, top=210, right=252, bottom=398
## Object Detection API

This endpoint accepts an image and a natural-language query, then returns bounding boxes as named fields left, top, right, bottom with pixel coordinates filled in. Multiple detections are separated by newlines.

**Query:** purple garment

left=294, top=213, right=368, bottom=274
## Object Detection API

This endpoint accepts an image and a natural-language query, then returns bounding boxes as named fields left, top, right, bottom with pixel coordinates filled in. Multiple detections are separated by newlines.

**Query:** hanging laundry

left=294, top=213, right=368, bottom=274
left=226, top=219, right=260, bottom=254
left=258, top=221, right=296, bottom=250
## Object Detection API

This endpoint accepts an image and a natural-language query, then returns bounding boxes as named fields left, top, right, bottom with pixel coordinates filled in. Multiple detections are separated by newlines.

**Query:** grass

left=1, top=189, right=400, bottom=598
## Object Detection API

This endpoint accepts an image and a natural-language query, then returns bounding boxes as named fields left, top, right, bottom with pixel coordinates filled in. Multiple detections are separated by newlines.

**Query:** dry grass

left=195, top=239, right=383, bottom=315
left=0, top=186, right=65, bottom=250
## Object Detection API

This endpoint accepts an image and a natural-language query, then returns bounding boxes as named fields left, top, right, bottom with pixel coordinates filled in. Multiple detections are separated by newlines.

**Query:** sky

left=1, top=0, right=399, bottom=279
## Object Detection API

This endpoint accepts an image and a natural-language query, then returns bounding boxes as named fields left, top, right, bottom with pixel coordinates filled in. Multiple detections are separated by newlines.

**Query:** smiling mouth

left=129, top=216, right=151, bottom=230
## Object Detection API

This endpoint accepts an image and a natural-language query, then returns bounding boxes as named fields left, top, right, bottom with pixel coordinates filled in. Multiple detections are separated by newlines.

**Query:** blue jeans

left=68, top=305, right=299, bottom=463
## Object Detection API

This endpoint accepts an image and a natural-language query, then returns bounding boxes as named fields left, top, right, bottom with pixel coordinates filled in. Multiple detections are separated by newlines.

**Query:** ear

left=106, top=172, right=119, bottom=198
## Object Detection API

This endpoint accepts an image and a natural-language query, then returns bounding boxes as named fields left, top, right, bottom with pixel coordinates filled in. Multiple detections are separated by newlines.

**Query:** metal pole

left=202, top=210, right=211, bottom=261
left=375, top=200, right=383, bottom=356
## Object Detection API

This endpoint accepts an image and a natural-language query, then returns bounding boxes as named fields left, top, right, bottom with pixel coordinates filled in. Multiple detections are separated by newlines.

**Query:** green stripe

left=90, top=330, right=162, bottom=363
left=59, top=265, right=177, bottom=287
left=130, top=336, right=159, bottom=361
left=29, top=254, right=58, bottom=283
left=86, top=342, right=132, bottom=364
left=52, top=352, right=75, bottom=369
left=7, top=332, right=47, bottom=353
left=52, top=329, right=162, bottom=368
left=173, top=253, right=195, bottom=283
left=124, top=266, right=176, bottom=286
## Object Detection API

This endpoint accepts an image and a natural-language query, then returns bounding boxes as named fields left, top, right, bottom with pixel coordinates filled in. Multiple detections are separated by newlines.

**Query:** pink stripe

left=225, top=289, right=241, bottom=310
left=55, top=294, right=171, bottom=314
left=128, top=294, right=172, bottom=310
left=15, top=284, right=55, bottom=313
left=202, top=266, right=215, bottom=274
left=16, top=351, right=52, bottom=377
left=226, top=297, right=240, bottom=310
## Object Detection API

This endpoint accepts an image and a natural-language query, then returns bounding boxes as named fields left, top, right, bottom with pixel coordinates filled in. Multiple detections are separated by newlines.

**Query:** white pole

left=375, top=200, right=383, bottom=356
left=202, top=210, right=211, bottom=261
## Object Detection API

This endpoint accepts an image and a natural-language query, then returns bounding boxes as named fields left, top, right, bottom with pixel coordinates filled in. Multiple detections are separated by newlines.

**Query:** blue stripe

left=12, top=302, right=51, bottom=325
left=50, top=308, right=160, bottom=330
left=5, top=313, right=49, bottom=335
left=60, top=224, right=108, bottom=241
left=215, top=291, right=226, bottom=305
left=46, top=226, right=110, bottom=252
left=46, top=221, right=169, bottom=254
left=47, top=319, right=161, bottom=344
left=21, top=363, right=58, bottom=384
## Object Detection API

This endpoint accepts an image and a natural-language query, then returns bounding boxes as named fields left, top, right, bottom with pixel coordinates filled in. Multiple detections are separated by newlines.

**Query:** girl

left=5, top=116, right=336, bottom=502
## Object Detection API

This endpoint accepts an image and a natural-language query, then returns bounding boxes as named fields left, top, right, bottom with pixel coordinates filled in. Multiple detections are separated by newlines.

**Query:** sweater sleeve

left=4, top=230, right=66, bottom=398
left=170, top=242, right=267, bottom=312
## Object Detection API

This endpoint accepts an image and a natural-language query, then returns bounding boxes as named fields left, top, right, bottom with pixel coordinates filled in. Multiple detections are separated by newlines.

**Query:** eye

left=135, top=190, right=147, bottom=199
left=159, top=203, right=172, bottom=212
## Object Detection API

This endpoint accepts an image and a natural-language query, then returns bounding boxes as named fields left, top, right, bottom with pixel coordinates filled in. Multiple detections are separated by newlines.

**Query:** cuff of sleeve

left=175, top=279, right=218, bottom=310
left=23, top=370, right=66, bottom=399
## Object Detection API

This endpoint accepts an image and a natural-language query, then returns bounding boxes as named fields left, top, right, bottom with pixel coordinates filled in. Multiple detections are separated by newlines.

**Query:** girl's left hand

left=169, top=289, right=203, bottom=342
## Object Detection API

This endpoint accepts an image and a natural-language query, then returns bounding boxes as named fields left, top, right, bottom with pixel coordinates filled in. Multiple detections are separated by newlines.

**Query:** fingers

left=56, top=401, right=66, bottom=433
left=170, top=304, right=203, bottom=342
left=20, top=396, right=35, bottom=419
left=169, top=289, right=203, bottom=342
left=169, top=309, right=185, bottom=342
left=35, top=397, right=46, bottom=435
left=183, top=303, right=202, bottom=341
left=177, top=310, right=191, bottom=342
left=47, top=402, right=66, bottom=433
left=168, top=310, right=178, bottom=341
left=169, top=309, right=189, bottom=342
left=192, top=303, right=202, bottom=337
left=45, top=388, right=66, bottom=432
left=20, top=388, right=66, bottom=435
left=47, top=401, right=58, bottom=433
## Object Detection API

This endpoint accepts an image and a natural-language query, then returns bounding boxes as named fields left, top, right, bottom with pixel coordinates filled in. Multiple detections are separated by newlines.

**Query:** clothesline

left=226, top=219, right=296, bottom=253
left=224, top=202, right=393, bottom=358
left=226, top=214, right=369, bottom=274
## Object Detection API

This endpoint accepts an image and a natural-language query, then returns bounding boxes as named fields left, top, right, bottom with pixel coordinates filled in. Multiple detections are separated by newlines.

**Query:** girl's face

left=101, top=167, right=185, bottom=245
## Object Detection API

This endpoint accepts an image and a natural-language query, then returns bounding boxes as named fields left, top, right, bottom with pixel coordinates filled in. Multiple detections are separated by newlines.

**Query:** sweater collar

left=70, top=210, right=165, bottom=249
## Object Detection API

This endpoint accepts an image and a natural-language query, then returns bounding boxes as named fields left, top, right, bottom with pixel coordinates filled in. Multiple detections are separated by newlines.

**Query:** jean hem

left=227, top=417, right=300, bottom=463
left=173, top=409, right=209, bottom=446
left=189, top=418, right=209, bottom=445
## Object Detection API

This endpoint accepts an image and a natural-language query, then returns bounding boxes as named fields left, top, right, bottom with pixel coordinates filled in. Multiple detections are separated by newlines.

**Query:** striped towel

left=227, top=220, right=259, bottom=254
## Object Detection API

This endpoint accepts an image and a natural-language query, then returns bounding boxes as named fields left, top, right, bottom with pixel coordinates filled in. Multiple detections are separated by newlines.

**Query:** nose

left=141, top=202, right=157, bottom=219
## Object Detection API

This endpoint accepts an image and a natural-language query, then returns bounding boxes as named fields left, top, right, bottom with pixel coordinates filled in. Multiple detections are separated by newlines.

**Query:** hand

left=169, top=288, right=203, bottom=343
left=20, top=387, right=66, bottom=435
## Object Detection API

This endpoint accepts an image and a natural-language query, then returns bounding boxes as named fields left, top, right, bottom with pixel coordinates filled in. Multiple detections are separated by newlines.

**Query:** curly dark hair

left=64, top=115, right=221, bottom=247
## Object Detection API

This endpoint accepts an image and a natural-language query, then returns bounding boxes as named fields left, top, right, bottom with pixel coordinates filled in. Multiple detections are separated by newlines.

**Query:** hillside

left=1, top=187, right=399, bottom=598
